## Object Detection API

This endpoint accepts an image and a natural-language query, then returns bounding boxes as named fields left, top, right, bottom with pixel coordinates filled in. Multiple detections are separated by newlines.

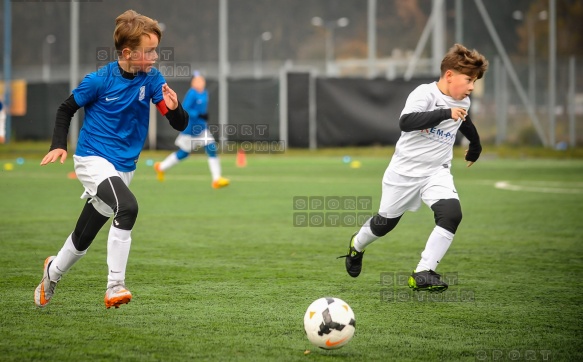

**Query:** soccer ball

left=303, top=297, right=356, bottom=350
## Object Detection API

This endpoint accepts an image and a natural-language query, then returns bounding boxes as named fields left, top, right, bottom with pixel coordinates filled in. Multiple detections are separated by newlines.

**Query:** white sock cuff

left=434, top=226, right=454, bottom=240
left=109, top=226, right=132, bottom=242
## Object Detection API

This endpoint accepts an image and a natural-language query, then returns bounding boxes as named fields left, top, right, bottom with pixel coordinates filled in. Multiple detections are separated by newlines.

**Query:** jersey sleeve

left=150, top=70, right=166, bottom=105
left=72, top=72, right=101, bottom=107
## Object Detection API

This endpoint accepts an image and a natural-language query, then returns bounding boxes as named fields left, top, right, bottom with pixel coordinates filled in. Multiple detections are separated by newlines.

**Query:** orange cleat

left=212, top=177, right=230, bottom=189
left=34, top=256, right=59, bottom=307
left=104, top=284, right=132, bottom=309
left=154, top=162, right=165, bottom=182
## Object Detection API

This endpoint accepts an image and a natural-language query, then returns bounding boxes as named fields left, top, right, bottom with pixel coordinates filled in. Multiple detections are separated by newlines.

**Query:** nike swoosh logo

left=325, top=337, right=348, bottom=347
left=105, top=97, right=119, bottom=101
left=436, top=103, right=446, bottom=108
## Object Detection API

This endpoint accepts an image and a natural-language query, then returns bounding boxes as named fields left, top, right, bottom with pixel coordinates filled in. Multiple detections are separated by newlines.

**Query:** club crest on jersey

left=139, top=86, right=145, bottom=101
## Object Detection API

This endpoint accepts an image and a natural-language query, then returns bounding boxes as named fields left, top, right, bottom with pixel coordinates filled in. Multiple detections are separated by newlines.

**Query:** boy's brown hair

left=114, top=10, right=162, bottom=52
left=441, top=44, right=488, bottom=80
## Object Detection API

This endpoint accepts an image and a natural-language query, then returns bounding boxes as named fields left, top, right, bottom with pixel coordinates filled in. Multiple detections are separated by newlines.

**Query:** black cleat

left=408, top=270, right=448, bottom=293
left=337, top=233, right=365, bottom=278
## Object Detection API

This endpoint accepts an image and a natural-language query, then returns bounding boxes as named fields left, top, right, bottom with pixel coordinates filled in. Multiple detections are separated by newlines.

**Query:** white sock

left=49, top=234, right=87, bottom=282
left=208, top=157, right=222, bottom=181
left=353, top=217, right=379, bottom=252
left=415, top=226, right=454, bottom=272
left=107, top=226, right=132, bottom=288
left=160, top=152, right=180, bottom=171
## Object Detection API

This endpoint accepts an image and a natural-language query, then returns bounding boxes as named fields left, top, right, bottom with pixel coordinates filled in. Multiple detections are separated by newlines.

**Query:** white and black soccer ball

left=303, top=297, right=356, bottom=350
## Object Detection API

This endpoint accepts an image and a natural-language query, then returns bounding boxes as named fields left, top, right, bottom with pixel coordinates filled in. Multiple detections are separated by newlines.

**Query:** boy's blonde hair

left=441, top=44, right=488, bottom=80
left=114, top=10, right=162, bottom=52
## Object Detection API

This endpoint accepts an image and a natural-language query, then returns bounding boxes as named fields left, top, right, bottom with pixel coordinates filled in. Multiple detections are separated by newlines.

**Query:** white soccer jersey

left=388, top=82, right=470, bottom=177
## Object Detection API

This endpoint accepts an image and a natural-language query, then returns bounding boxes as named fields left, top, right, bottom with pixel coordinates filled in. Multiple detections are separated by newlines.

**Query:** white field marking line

left=142, top=174, right=378, bottom=184
left=494, top=181, right=583, bottom=194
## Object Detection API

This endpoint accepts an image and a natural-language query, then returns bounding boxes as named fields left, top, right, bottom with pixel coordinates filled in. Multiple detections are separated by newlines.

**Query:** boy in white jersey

left=35, top=10, right=188, bottom=308
left=340, top=44, right=488, bottom=292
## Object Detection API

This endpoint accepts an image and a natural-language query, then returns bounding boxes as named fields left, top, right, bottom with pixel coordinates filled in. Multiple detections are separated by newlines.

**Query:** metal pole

left=500, top=62, right=508, bottom=145
left=367, top=0, right=377, bottom=78
left=69, top=1, right=79, bottom=150
left=218, top=0, right=228, bottom=143
left=278, top=63, right=290, bottom=149
left=494, top=57, right=505, bottom=145
left=325, top=26, right=333, bottom=76
left=431, top=0, right=446, bottom=76
left=568, top=57, right=576, bottom=148
left=308, top=71, right=317, bottom=150
left=527, top=17, right=536, bottom=104
left=455, top=0, right=463, bottom=44
left=253, top=37, right=261, bottom=79
left=548, top=0, right=556, bottom=147
left=3, top=0, right=12, bottom=143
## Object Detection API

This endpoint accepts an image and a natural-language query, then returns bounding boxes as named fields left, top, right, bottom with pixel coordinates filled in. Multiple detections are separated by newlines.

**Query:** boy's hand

left=40, top=148, right=68, bottom=165
left=451, top=108, right=467, bottom=122
left=162, top=84, right=178, bottom=110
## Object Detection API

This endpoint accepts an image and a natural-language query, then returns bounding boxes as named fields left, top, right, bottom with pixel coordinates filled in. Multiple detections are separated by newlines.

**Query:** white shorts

left=378, top=167, right=459, bottom=218
left=175, top=130, right=216, bottom=153
left=73, top=155, right=134, bottom=217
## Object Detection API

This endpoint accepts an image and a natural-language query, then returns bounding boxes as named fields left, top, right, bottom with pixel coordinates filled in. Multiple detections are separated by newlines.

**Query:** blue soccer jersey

left=181, top=88, right=209, bottom=137
left=73, top=61, right=165, bottom=171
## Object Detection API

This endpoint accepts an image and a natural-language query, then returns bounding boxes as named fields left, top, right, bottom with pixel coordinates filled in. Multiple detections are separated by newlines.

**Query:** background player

left=35, top=10, right=188, bottom=309
left=340, top=44, right=488, bottom=292
left=154, top=71, right=230, bottom=189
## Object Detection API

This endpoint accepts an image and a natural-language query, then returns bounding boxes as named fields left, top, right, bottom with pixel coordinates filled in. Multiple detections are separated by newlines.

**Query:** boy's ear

left=121, top=48, right=132, bottom=60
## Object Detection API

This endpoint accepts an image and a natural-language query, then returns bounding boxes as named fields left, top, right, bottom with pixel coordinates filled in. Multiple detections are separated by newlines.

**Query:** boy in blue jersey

left=35, top=10, right=188, bottom=309
left=154, top=72, right=230, bottom=189
left=340, top=44, right=488, bottom=292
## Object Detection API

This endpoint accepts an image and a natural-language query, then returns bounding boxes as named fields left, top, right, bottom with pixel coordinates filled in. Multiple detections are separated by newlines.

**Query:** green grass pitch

left=1, top=148, right=582, bottom=361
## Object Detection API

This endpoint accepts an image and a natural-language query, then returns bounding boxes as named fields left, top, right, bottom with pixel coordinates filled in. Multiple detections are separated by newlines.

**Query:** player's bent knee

left=97, top=177, right=139, bottom=231
left=431, top=199, right=462, bottom=234
left=115, top=195, right=138, bottom=230
left=369, top=213, right=402, bottom=237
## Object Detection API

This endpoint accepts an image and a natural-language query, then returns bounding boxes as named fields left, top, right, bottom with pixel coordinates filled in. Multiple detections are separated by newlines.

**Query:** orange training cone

left=236, top=148, right=247, bottom=168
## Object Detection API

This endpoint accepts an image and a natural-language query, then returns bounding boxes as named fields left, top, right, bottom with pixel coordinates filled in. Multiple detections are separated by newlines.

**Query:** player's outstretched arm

left=459, top=114, right=482, bottom=167
left=399, top=109, right=450, bottom=132
left=41, top=148, right=68, bottom=165
left=41, top=95, right=80, bottom=165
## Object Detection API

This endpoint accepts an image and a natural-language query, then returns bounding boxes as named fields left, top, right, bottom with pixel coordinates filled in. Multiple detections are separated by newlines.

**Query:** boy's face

left=124, top=33, right=159, bottom=73
left=191, top=76, right=206, bottom=92
left=445, top=70, right=477, bottom=100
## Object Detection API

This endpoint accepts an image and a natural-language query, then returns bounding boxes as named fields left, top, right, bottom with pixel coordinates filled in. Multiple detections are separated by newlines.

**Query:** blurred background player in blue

left=154, top=71, right=230, bottom=189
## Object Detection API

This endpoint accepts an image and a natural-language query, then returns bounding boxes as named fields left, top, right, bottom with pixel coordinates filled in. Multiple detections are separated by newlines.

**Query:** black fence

left=11, top=76, right=435, bottom=148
